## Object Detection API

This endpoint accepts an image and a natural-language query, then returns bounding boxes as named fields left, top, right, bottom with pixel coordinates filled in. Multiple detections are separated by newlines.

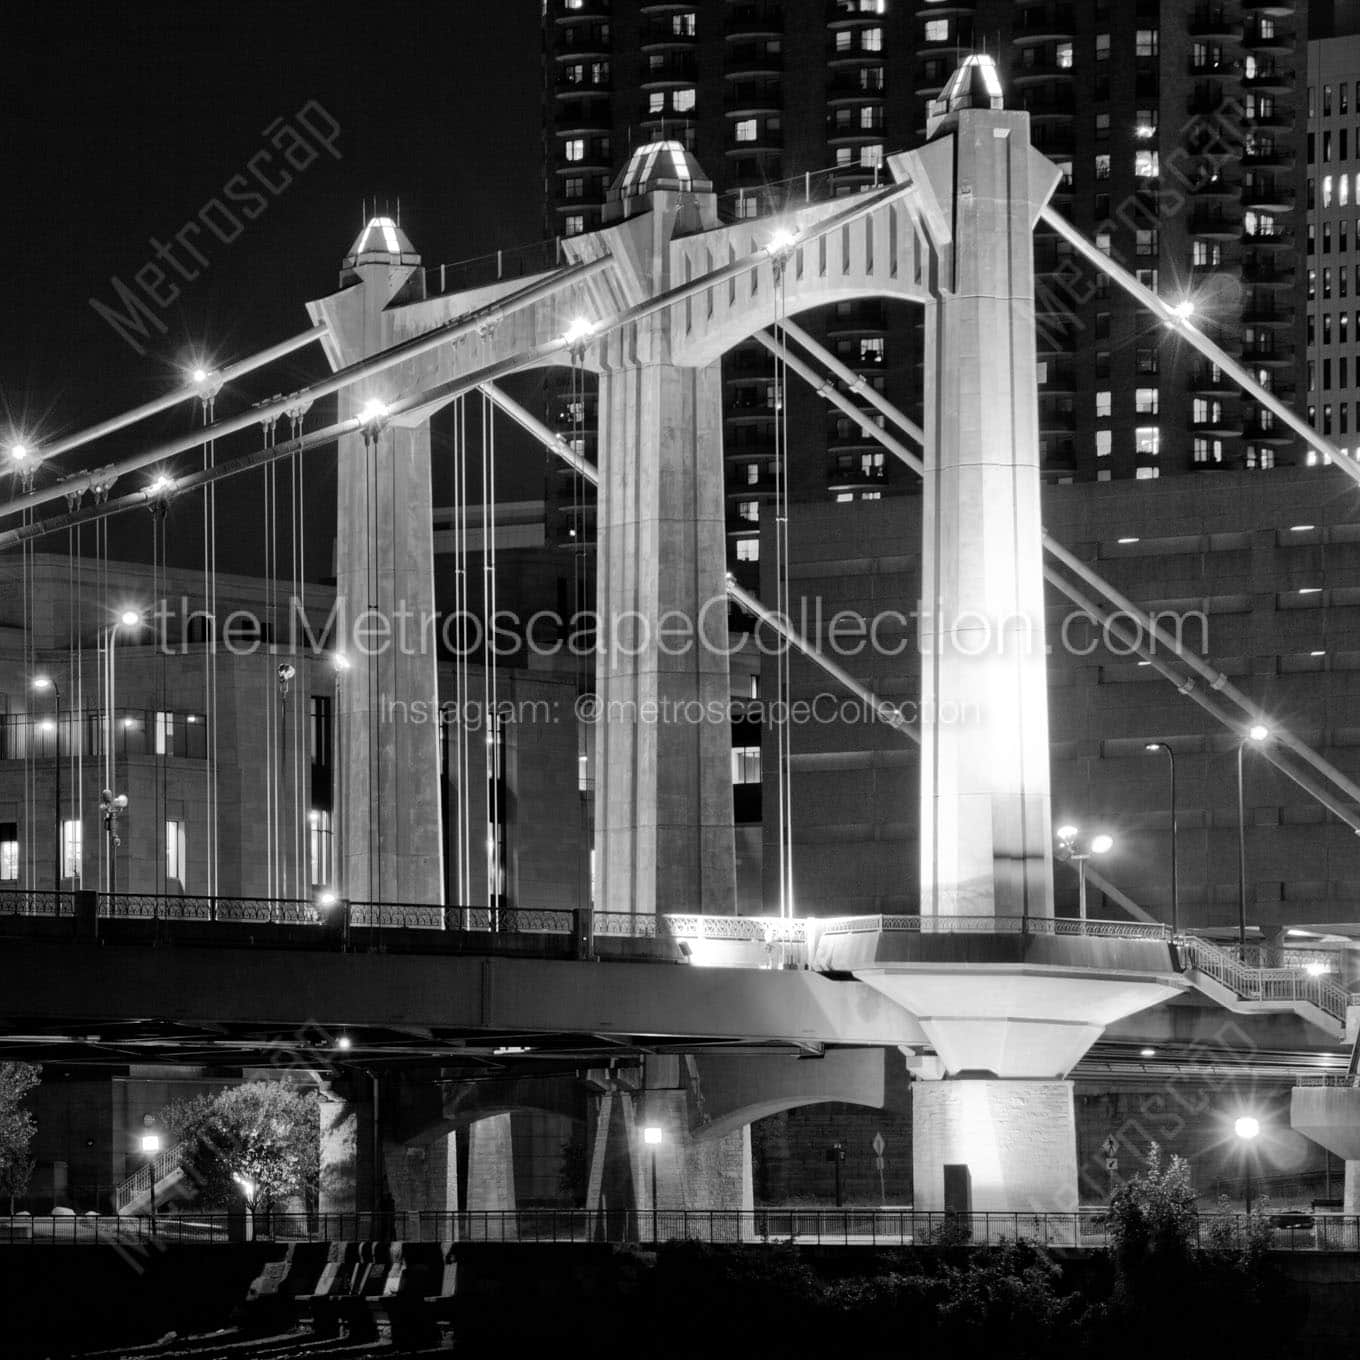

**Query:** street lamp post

left=101, top=611, right=142, bottom=896
left=33, top=677, right=61, bottom=903
left=1055, top=826, right=1114, bottom=923
left=1235, top=1115, right=1261, bottom=1215
left=1236, top=725, right=1269, bottom=953
left=643, top=1125, right=662, bottom=1243
left=140, top=1131, right=161, bottom=1234
left=1144, top=743, right=1178, bottom=934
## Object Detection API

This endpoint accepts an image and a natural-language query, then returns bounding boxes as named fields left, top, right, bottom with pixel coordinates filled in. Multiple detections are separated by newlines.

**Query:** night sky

left=0, top=0, right=546, bottom=578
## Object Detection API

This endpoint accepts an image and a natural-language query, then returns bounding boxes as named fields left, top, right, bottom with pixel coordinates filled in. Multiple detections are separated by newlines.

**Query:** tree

left=1106, top=1141, right=1197, bottom=1271
left=163, top=1080, right=318, bottom=1217
left=0, top=1062, right=41, bottom=1211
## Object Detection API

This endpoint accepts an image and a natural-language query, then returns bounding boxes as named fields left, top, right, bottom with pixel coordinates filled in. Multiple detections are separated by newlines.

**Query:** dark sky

left=0, top=0, right=546, bottom=578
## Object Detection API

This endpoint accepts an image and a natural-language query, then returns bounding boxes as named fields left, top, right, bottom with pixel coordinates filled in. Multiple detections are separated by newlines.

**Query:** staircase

left=1178, top=935, right=1358, bottom=1039
left=115, top=1140, right=191, bottom=1215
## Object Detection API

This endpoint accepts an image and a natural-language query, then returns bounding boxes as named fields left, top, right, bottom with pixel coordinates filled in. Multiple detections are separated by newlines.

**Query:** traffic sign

left=1105, top=1156, right=1119, bottom=1173
left=872, top=1132, right=886, bottom=1157
left=1101, top=1135, right=1118, bottom=1158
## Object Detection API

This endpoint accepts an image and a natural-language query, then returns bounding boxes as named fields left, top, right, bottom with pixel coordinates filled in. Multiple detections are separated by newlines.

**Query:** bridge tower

left=308, top=218, right=445, bottom=907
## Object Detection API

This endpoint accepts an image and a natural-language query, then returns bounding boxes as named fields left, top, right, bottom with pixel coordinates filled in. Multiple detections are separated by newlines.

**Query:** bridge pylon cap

left=342, top=215, right=421, bottom=270
left=926, top=53, right=1006, bottom=139
left=603, top=140, right=713, bottom=224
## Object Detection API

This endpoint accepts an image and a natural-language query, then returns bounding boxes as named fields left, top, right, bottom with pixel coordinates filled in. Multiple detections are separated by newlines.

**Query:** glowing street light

left=643, top=1125, right=663, bottom=1242
left=1235, top=1115, right=1261, bottom=1213
left=561, top=316, right=598, bottom=349
left=1055, top=825, right=1114, bottom=923
left=336, top=1034, right=352, bottom=1051
left=141, top=1131, right=162, bottom=1230
left=766, top=226, right=799, bottom=256
left=119, top=609, right=141, bottom=628
left=1168, top=298, right=1195, bottom=323
left=8, top=442, right=29, bottom=463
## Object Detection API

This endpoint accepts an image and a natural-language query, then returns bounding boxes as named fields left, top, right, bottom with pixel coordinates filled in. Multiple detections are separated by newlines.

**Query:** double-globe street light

left=1055, top=825, right=1114, bottom=923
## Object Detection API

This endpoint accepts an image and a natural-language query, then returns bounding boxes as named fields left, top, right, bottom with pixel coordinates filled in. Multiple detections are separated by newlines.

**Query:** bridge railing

left=1, top=1208, right=1354, bottom=1251
left=815, top=914, right=1174, bottom=942
left=1176, top=934, right=1360, bottom=1026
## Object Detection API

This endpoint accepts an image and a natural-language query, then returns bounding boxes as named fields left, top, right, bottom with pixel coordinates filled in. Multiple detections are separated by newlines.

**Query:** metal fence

left=2, top=1209, right=1357, bottom=1252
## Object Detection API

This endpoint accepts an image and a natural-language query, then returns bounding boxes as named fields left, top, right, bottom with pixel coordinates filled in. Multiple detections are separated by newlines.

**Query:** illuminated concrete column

left=308, top=219, right=444, bottom=907
left=1292, top=1083, right=1360, bottom=1220
left=910, top=63, right=1062, bottom=922
left=586, top=152, right=735, bottom=924
left=465, top=1113, right=517, bottom=1240
left=318, top=1083, right=374, bottom=1216
left=912, top=1080, right=1078, bottom=1215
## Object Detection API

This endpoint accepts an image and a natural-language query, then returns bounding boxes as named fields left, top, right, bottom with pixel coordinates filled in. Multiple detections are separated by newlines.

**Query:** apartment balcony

left=555, top=102, right=613, bottom=134
left=1241, top=176, right=1295, bottom=207
left=1241, top=225, right=1294, bottom=248
left=1239, top=0, right=1297, bottom=14
left=826, top=463, right=888, bottom=490
left=828, top=71, right=886, bottom=101
left=1241, top=345, right=1293, bottom=366
left=640, top=53, right=698, bottom=86
left=550, top=0, right=609, bottom=20
left=554, top=22, right=611, bottom=56
left=725, top=81, right=782, bottom=114
left=1241, top=111, right=1294, bottom=134
left=1191, top=175, right=1238, bottom=198
left=1191, top=413, right=1245, bottom=435
left=828, top=0, right=895, bottom=24
left=554, top=73, right=612, bottom=96
left=725, top=44, right=783, bottom=76
left=1243, top=66, right=1294, bottom=93
left=1241, top=261, right=1294, bottom=286
left=1012, top=61, right=1076, bottom=85
left=1190, top=208, right=1242, bottom=238
left=1191, top=366, right=1240, bottom=395
left=1242, top=420, right=1293, bottom=442
left=726, top=3, right=784, bottom=38
left=1241, top=303, right=1294, bottom=325
left=1188, top=8, right=1241, bottom=38
left=1039, top=365, right=1077, bottom=394
left=1243, top=22, right=1294, bottom=51
left=1189, top=57, right=1237, bottom=77
left=1039, top=410, right=1077, bottom=432
left=726, top=129, right=784, bottom=153
left=1241, top=148, right=1295, bottom=169
left=1011, top=2, right=1075, bottom=43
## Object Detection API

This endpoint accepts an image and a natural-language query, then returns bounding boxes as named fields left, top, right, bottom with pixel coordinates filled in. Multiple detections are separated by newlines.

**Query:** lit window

left=309, top=810, right=333, bottom=887
left=1136, top=229, right=1158, bottom=255
left=862, top=26, right=883, bottom=49
left=731, top=746, right=761, bottom=785
left=564, top=214, right=585, bottom=236
left=1135, top=388, right=1159, bottom=415
left=924, top=18, right=948, bottom=42
left=564, top=138, right=585, bottom=162
left=649, top=92, right=665, bottom=114
left=674, top=87, right=695, bottom=112
left=1095, top=33, right=1110, bottom=60
left=1095, top=430, right=1112, bottom=457
left=859, top=336, right=885, bottom=363
left=165, top=819, right=186, bottom=886
left=1136, top=268, right=1159, bottom=292
left=1135, top=150, right=1159, bottom=178
left=1136, top=426, right=1160, bottom=456
left=1324, top=175, right=1334, bottom=208
left=564, top=176, right=584, bottom=199
left=835, top=30, right=852, bottom=51
left=859, top=105, right=878, bottom=130
left=1343, top=177, right=1351, bottom=208
left=1095, top=391, right=1111, bottom=418
left=671, top=12, right=695, bottom=36
left=1057, top=42, right=1073, bottom=69
left=861, top=451, right=885, bottom=477
left=1095, top=231, right=1111, bottom=256
left=1135, top=466, right=1160, bottom=479
left=1193, top=240, right=1221, bottom=266
left=1193, top=438, right=1223, bottom=464
left=1135, top=29, right=1159, bottom=57
left=738, top=500, right=760, bottom=523
left=1095, top=154, right=1111, bottom=181
left=735, top=539, right=759, bottom=562
left=860, top=144, right=884, bottom=168
left=155, top=711, right=174, bottom=756
left=62, top=820, right=81, bottom=881
left=735, top=119, right=758, bottom=142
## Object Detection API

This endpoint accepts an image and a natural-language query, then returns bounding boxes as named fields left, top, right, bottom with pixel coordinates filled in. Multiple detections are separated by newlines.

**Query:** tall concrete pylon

left=818, top=59, right=1183, bottom=1217
left=307, top=218, right=445, bottom=907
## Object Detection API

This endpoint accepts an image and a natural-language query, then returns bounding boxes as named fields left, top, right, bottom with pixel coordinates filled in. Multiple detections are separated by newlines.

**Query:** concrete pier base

left=465, top=1114, right=517, bottom=1240
left=318, top=1085, right=374, bottom=1217
left=912, top=1079, right=1078, bottom=1215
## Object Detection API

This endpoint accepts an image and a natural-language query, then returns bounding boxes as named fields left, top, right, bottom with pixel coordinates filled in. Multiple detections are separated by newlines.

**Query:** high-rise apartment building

left=1307, top=25, right=1360, bottom=456
left=541, top=0, right=1312, bottom=570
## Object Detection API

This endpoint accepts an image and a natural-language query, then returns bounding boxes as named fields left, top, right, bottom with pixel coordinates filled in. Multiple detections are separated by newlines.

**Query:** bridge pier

left=464, top=1113, right=518, bottom=1239
left=584, top=1057, right=753, bottom=1242
left=318, top=1081, right=374, bottom=1217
